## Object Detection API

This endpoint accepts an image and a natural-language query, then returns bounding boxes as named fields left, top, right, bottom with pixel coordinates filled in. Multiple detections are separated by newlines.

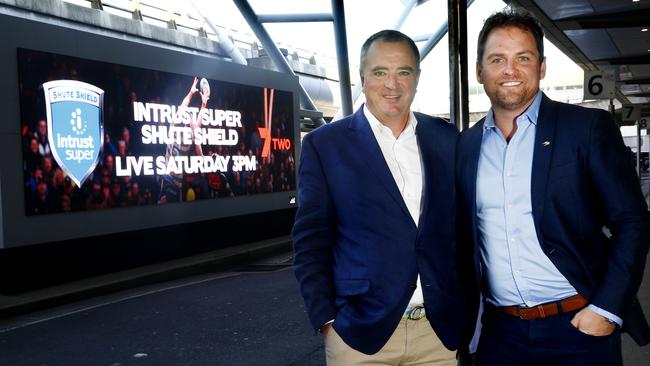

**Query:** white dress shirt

left=364, top=105, right=424, bottom=306
left=476, top=91, right=621, bottom=325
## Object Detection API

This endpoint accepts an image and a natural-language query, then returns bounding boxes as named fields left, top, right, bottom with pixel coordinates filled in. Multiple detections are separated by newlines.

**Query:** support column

left=448, top=0, right=470, bottom=131
left=331, top=0, right=353, bottom=117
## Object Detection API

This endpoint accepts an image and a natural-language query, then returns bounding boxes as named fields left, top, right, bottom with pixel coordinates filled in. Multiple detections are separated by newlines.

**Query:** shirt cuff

left=588, top=304, right=623, bottom=327
left=318, top=319, right=334, bottom=333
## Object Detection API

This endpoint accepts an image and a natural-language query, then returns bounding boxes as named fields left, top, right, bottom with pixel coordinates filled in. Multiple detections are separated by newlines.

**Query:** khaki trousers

left=324, top=318, right=456, bottom=366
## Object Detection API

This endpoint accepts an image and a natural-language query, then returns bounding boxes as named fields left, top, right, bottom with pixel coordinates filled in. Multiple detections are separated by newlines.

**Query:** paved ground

left=621, top=251, right=650, bottom=366
left=0, top=256, right=325, bottom=366
left=0, top=250, right=648, bottom=365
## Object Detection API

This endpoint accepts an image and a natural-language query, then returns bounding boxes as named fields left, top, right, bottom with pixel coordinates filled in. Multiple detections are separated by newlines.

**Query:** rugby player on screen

left=158, top=77, right=209, bottom=203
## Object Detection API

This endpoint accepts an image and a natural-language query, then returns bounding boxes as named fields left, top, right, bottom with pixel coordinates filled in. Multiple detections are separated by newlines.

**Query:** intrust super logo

left=43, top=80, right=104, bottom=187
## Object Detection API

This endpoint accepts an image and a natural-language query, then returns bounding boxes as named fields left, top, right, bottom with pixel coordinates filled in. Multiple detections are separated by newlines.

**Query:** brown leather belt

left=498, top=294, right=588, bottom=320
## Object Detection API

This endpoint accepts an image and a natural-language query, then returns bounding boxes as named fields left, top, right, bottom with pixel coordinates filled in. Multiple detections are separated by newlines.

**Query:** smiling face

left=477, top=26, right=546, bottom=116
left=361, top=40, right=419, bottom=127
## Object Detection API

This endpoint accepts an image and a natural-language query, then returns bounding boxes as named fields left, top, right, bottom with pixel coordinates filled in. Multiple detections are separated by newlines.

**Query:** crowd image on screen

left=18, top=49, right=296, bottom=215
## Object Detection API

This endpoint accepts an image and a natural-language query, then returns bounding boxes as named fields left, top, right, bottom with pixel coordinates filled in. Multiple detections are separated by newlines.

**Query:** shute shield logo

left=43, top=80, right=104, bottom=187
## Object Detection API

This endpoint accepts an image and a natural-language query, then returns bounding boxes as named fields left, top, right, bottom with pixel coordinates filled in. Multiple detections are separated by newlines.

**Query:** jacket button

left=409, top=284, right=417, bottom=289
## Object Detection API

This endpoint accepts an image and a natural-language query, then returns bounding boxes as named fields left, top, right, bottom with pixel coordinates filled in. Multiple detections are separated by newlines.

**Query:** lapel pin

left=542, top=141, right=551, bottom=146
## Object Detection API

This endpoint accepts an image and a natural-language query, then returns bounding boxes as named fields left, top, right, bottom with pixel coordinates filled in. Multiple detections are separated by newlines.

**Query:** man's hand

left=321, top=322, right=333, bottom=337
left=570, top=307, right=616, bottom=336
left=190, top=77, right=199, bottom=95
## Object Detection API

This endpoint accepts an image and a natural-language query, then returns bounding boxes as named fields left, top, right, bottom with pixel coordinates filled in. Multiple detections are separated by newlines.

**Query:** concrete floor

left=0, top=250, right=648, bottom=365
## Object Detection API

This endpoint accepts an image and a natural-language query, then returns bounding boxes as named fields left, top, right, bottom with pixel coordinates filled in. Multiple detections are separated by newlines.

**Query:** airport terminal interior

left=0, top=0, right=649, bottom=365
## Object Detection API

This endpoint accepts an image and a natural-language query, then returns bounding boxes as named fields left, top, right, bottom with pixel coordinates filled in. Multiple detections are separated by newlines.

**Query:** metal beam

left=616, top=89, right=632, bottom=106
left=257, top=13, right=333, bottom=23
left=300, top=109, right=324, bottom=120
left=412, top=33, right=434, bottom=42
left=624, top=92, right=650, bottom=98
left=233, top=0, right=325, bottom=126
left=593, top=55, right=650, bottom=65
left=420, top=22, right=449, bottom=60
left=331, top=0, right=353, bottom=117
left=555, top=9, right=650, bottom=30
left=191, top=1, right=248, bottom=65
left=621, top=78, right=650, bottom=85
left=394, top=0, right=419, bottom=30
left=448, top=0, right=470, bottom=131
left=421, top=0, right=473, bottom=59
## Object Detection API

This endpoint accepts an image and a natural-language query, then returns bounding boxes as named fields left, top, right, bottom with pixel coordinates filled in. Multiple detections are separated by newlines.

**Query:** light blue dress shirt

left=476, top=91, right=621, bottom=325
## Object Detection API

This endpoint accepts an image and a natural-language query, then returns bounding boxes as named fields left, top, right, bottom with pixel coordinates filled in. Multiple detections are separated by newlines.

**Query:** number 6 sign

left=583, top=70, right=615, bottom=99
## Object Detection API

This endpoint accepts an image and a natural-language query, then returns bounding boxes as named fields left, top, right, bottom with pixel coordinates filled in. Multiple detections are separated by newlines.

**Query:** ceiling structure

left=59, top=0, right=650, bottom=121
left=506, top=0, right=650, bottom=118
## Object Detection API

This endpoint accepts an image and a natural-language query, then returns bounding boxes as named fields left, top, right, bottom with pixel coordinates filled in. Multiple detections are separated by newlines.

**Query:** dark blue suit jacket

left=293, top=107, right=467, bottom=354
left=456, top=94, right=650, bottom=345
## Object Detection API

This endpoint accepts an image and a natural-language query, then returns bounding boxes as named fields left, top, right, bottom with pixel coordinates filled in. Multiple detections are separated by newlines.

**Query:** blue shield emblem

left=43, top=80, right=104, bottom=187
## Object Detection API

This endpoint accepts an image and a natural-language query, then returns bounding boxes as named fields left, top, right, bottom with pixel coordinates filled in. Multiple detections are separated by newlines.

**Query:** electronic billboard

left=0, top=12, right=300, bottom=248
left=18, top=49, right=296, bottom=216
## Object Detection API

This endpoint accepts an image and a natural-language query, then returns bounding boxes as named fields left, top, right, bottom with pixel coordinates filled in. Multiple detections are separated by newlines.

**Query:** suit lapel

left=530, top=95, right=558, bottom=229
left=349, top=108, right=412, bottom=221
left=416, top=115, right=452, bottom=227
left=464, top=121, right=484, bottom=250
left=415, top=117, right=435, bottom=226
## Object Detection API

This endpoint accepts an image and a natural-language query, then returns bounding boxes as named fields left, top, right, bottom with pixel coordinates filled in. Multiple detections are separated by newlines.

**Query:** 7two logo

left=258, top=87, right=291, bottom=158
left=257, top=127, right=292, bottom=158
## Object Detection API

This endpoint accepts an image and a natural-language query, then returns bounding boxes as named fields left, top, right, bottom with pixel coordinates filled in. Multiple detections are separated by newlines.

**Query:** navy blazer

left=293, top=107, right=467, bottom=354
left=456, top=94, right=650, bottom=345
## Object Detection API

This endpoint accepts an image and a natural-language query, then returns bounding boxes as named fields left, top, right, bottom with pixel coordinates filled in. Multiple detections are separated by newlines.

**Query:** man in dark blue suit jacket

left=293, top=30, right=466, bottom=365
left=456, top=9, right=650, bottom=366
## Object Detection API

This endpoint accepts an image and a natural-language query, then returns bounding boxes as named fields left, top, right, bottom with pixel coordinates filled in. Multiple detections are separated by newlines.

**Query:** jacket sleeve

left=292, top=132, right=338, bottom=331
left=586, top=110, right=650, bottom=318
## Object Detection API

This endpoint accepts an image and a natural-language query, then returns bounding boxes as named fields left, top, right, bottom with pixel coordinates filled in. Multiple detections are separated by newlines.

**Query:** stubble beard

left=491, top=86, right=535, bottom=112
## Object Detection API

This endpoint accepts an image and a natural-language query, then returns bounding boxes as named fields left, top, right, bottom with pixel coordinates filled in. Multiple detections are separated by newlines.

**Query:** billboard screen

left=17, top=48, right=296, bottom=216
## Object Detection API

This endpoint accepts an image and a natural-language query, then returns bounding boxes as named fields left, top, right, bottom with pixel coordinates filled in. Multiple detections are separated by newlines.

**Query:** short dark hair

left=477, top=8, right=544, bottom=65
left=359, top=29, right=420, bottom=73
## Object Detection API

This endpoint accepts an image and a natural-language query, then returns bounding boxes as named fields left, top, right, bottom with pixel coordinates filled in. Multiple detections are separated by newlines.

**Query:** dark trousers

left=476, top=305, right=622, bottom=366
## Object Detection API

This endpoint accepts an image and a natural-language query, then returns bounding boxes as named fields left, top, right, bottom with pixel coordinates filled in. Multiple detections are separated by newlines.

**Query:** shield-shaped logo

left=43, top=80, right=104, bottom=187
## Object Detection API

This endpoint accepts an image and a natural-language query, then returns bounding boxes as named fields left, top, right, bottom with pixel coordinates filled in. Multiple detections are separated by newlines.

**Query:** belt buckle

left=516, top=307, right=532, bottom=320
left=406, top=305, right=426, bottom=320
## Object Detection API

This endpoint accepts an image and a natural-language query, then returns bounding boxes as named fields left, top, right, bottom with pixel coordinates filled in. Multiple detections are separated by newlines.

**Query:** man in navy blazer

left=456, top=9, right=650, bottom=366
left=293, top=30, right=466, bottom=365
